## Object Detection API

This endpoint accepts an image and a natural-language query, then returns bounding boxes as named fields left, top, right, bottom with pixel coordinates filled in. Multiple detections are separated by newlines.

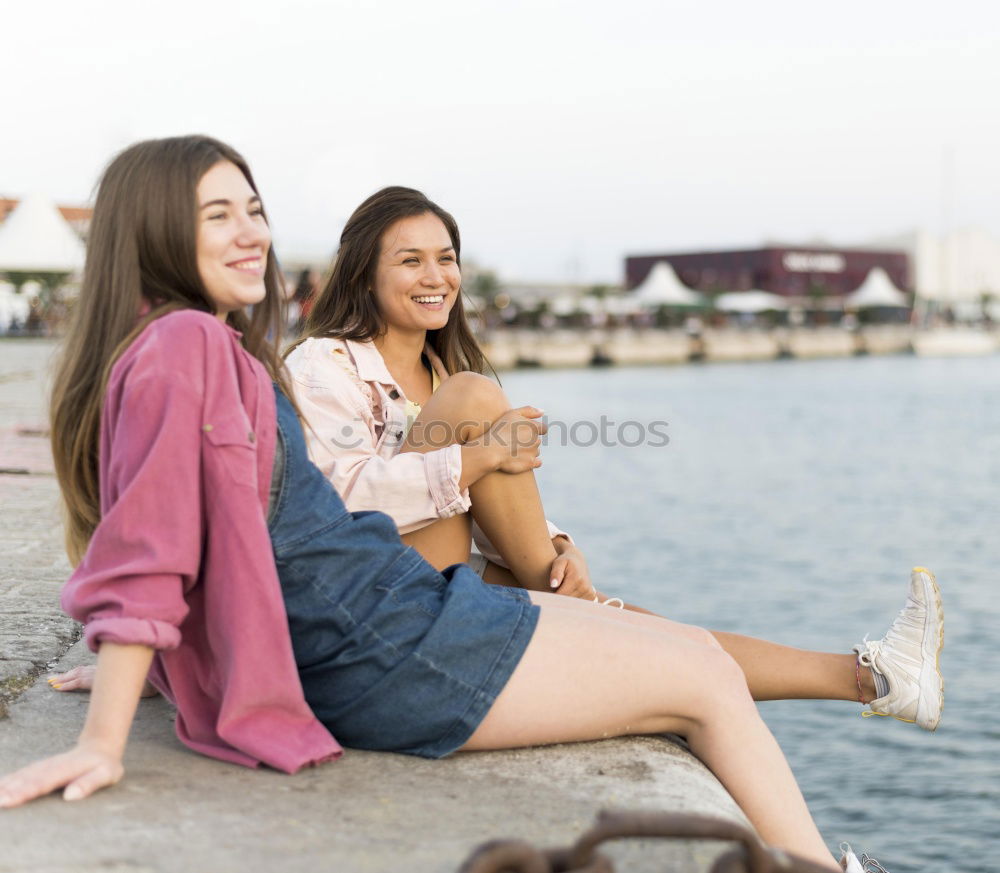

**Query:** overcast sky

left=4, top=1, right=998, bottom=282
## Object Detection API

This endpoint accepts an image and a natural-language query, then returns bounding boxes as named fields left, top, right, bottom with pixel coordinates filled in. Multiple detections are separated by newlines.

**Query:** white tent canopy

left=630, top=261, right=705, bottom=307
left=714, top=291, right=788, bottom=313
left=0, top=194, right=86, bottom=274
left=845, top=267, right=909, bottom=308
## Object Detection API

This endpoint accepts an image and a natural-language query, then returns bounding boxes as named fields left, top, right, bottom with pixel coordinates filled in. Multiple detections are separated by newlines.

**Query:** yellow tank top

left=403, top=367, right=441, bottom=438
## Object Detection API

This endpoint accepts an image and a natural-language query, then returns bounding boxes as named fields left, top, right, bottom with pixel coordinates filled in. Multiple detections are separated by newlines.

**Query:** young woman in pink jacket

left=0, top=137, right=934, bottom=872
left=284, top=183, right=943, bottom=713
left=284, top=192, right=596, bottom=601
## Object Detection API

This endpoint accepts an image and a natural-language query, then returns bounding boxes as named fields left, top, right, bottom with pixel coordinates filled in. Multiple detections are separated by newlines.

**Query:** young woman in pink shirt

left=0, top=137, right=934, bottom=872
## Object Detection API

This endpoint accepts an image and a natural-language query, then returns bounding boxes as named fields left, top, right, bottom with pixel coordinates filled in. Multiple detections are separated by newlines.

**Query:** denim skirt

left=268, top=388, right=539, bottom=758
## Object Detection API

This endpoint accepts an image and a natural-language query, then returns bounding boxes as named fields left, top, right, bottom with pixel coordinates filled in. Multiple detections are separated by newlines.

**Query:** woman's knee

left=636, top=642, right=752, bottom=735
left=659, top=643, right=751, bottom=716
left=695, top=648, right=755, bottom=715
left=682, top=623, right=724, bottom=652
left=438, top=372, right=508, bottom=419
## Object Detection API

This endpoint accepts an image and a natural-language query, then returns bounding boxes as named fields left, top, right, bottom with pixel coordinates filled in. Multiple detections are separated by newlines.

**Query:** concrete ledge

left=783, top=328, right=854, bottom=359
left=858, top=325, right=911, bottom=355
left=484, top=326, right=1000, bottom=369
left=0, top=474, right=77, bottom=717
left=912, top=327, right=999, bottom=357
left=703, top=329, right=780, bottom=362
left=606, top=331, right=691, bottom=365
left=0, top=641, right=750, bottom=873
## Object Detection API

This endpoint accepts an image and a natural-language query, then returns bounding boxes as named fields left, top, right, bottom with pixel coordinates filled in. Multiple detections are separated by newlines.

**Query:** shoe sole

left=912, top=566, right=944, bottom=731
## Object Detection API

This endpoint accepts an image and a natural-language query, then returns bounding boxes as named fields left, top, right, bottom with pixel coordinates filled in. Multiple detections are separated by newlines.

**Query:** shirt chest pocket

left=202, top=414, right=258, bottom=488
left=372, top=404, right=407, bottom=455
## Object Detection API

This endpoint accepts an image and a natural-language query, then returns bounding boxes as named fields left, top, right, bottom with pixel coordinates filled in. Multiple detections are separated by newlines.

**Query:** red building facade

left=626, top=247, right=910, bottom=298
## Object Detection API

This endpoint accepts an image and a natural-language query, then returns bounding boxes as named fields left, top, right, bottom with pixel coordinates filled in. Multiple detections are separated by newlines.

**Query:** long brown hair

left=50, top=135, right=294, bottom=565
left=291, top=186, right=490, bottom=376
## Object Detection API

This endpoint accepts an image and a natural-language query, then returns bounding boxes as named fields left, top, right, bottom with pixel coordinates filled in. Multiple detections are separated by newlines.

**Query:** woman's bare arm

left=0, top=642, right=154, bottom=807
left=48, top=664, right=159, bottom=698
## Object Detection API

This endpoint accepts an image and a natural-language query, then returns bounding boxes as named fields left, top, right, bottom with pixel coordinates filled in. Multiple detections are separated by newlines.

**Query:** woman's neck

left=374, top=326, right=430, bottom=392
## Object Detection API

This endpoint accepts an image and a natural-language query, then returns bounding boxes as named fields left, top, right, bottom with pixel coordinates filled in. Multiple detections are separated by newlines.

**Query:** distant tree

left=806, top=280, right=829, bottom=325
left=807, top=279, right=827, bottom=304
left=462, top=261, right=500, bottom=303
left=981, top=291, right=995, bottom=324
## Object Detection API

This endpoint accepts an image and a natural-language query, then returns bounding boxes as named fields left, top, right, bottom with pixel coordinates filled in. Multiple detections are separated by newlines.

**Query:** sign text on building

left=782, top=252, right=846, bottom=273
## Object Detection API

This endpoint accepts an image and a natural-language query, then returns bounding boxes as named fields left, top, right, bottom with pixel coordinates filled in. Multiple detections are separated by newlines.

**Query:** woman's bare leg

left=712, top=631, right=869, bottom=702
left=481, top=561, right=519, bottom=587
left=400, top=514, right=473, bottom=570
left=399, top=372, right=556, bottom=589
left=464, top=603, right=839, bottom=870
left=536, top=592, right=872, bottom=703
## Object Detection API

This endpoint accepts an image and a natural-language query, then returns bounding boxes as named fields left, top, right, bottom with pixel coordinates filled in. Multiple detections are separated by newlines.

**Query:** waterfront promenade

left=484, top=324, right=998, bottom=368
left=0, top=338, right=749, bottom=873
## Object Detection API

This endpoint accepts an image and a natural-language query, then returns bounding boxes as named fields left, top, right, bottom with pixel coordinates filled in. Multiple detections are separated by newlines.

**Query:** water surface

left=502, top=354, right=999, bottom=873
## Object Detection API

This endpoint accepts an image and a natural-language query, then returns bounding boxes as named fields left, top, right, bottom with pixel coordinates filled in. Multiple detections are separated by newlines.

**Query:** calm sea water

left=502, top=353, right=1000, bottom=873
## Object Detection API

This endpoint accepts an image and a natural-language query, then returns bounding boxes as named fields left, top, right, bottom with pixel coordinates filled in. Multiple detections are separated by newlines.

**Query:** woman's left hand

left=48, top=665, right=159, bottom=698
left=549, top=542, right=597, bottom=600
left=47, top=666, right=96, bottom=693
left=0, top=743, right=125, bottom=808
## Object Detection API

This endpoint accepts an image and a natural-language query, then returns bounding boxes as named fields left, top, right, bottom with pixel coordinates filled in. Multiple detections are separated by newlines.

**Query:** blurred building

left=625, top=246, right=910, bottom=299
left=861, top=228, right=1000, bottom=303
left=500, top=281, right=600, bottom=308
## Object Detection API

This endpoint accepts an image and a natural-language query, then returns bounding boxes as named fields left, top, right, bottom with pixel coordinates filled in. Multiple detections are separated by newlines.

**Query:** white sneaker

left=840, top=843, right=891, bottom=872
left=853, top=566, right=944, bottom=731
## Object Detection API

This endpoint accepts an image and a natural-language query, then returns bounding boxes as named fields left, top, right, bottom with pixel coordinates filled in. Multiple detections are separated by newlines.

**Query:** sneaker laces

left=840, top=843, right=892, bottom=873
left=855, top=634, right=884, bottom=668
left=855, top=636, right=895, bottom=717
left=593, top=595, right=625, bottom=609
left=859, top=853, right=890, bottom=873
left=858, top=589, right=927, bottom=669
left=882, top=590, right=926, bottom=646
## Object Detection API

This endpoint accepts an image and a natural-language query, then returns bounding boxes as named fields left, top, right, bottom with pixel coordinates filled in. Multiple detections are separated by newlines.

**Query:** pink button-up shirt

left=61, top=310, right=341, bottom=773
left=285, top=337, right=569, bottom=565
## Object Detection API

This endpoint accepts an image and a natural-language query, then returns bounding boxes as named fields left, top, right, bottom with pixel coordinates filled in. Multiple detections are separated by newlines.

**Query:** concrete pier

left=911, top=326, right=999, bottom=357
left=703, top=328, right=781, bottom=362
left=482, top=325, right=998, bottom=369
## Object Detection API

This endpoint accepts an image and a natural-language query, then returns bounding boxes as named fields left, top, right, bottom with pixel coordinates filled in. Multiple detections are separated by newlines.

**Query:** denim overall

left=267, top=387, right=539, bottom=758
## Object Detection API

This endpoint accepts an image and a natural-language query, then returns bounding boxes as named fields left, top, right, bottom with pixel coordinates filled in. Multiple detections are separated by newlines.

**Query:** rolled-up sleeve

left=62, top=333, right=206, bottom=652
left=289, top=345, right=472, bottom=534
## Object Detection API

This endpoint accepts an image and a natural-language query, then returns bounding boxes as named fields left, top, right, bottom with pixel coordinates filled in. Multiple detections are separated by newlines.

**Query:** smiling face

left=372, top=212, right=461, bottom=337
left=195, top=160, right=272, bottom=318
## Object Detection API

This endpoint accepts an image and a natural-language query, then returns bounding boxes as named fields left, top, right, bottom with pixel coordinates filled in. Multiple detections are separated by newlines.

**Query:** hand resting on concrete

left=48, top=665, right=160, bottom=698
